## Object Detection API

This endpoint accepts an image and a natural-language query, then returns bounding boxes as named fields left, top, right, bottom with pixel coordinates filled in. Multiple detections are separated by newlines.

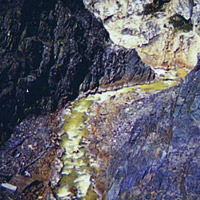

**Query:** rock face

left=55, top=74, right=177, bottom=199
left=84, top=64, right=200, bottom=200
left=0, top=115, right=62, bottom=199
left=1, top=0, right=200, bottom=199
left=0, top=0, right=154, bottom=143
left=83, top=0, right=200, bottom=69
left=107, top=66, right=200, bottom=200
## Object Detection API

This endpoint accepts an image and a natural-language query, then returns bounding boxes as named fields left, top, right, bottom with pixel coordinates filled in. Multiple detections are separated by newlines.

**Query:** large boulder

left=83, top=0, right=200, bottom=69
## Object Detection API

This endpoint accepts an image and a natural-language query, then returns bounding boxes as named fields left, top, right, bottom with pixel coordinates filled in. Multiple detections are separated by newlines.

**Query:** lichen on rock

left=83, top=0, right=200, bottom=70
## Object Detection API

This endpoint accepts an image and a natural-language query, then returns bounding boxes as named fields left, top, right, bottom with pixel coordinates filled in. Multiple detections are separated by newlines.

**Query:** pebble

left=1, top=183, right=17, bottom=192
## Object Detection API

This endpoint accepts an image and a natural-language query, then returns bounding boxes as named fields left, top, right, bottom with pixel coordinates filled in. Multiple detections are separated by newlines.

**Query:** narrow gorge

left=0, top=0, right=200, bottom=200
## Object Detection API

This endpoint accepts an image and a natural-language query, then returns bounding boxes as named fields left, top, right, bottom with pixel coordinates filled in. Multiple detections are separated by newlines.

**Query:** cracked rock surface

left=86, top=64, right=200, bottom=200
left=84, top=0, right=200, bottom=69
left=0, top=0, right=154, bottom=143
left=1, top=0, right=200, bottom=199
left=0, top=115, right=62, bottom=199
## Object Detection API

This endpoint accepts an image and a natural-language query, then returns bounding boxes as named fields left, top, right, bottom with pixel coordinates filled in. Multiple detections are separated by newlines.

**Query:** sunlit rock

left=172, top=0, right=193, bottom=20
left=83, top=0, right=200, bottom=70
left=137, top=31, right=200, bottom=69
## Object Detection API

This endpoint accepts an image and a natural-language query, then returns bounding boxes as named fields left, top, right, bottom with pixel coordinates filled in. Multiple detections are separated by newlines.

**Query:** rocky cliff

left=83, top=0, right=200, bottom=70
left=0, top=0, right=200, bottom=200
left=0, top=0, right=153, bottom=143
left=86, top=64, right=200, bottom=200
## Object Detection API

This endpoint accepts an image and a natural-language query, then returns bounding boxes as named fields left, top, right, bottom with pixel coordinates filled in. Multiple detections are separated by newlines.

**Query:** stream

left=54, top=68, right=186, bottom=200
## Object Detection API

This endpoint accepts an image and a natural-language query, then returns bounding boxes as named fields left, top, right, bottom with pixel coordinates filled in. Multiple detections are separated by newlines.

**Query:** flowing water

left=55, top=70, right=185, bottom=199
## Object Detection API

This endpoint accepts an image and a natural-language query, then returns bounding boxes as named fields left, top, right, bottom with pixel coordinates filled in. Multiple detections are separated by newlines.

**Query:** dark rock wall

left=0, top=0, right=154, bottom=143
left=1, top=0, right=200, bottom=199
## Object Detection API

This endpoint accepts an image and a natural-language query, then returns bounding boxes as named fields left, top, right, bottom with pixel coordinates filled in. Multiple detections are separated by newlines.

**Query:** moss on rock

left=143, top=0, right=171, bottom=15
left=169, top=14, right=193, bottom=32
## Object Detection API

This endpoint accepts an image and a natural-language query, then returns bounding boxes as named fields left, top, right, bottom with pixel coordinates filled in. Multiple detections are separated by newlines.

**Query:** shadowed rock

left=0, top=0, right=154, bottom=143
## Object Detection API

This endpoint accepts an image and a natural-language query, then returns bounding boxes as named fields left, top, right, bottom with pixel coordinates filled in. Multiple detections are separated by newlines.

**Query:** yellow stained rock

left=56, top=74, right=181, bottom=199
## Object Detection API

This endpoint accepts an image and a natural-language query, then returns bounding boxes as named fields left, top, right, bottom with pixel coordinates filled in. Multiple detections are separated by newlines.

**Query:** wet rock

left=80, top=46, right=155, bottom=92
left=2, top=0, right=200, bottom=199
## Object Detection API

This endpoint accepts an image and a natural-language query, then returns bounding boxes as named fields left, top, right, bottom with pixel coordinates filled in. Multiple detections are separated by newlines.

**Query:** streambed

left=55, top=73, right=183, bottom=199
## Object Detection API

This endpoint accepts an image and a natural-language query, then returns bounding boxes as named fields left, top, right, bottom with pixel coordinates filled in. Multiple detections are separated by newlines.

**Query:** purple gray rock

left=105, top=64, right=200, bottom=200
left=1, top=0, right=200, bottom=199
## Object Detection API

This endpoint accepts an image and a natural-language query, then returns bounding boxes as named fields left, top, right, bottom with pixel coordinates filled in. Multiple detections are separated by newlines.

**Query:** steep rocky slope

left=53, top=61, right=200, bottom=199
left=1, top=0, right=200, bottom=199
left=0, top=0, right=154, bottom=143
left=84, top=0, right=200, bottom=70
left=91, top=64, right=200, bottom=199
